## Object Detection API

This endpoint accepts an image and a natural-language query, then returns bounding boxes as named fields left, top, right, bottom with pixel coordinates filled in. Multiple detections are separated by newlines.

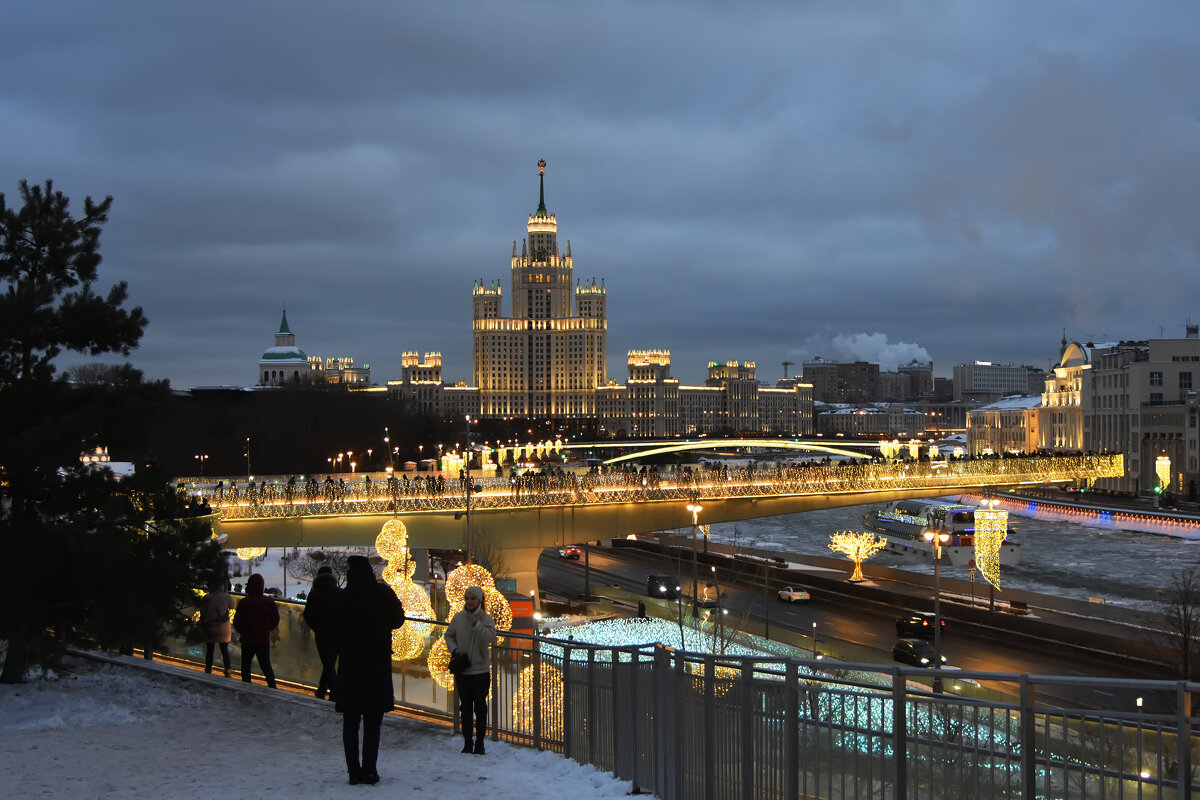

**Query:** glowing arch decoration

left=973, top=508, right=1009, bottom=589
left=1156, top=456, right=1171, bottom=492
left=429, top=562, right=513, bottom=688
left=373, top=520, right=434, bottom=662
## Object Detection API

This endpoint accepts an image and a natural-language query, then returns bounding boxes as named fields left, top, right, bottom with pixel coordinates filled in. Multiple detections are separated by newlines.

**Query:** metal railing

left=164, top=596, right=1194, bottom=800
left=186, top=454, right=1123, bottom=521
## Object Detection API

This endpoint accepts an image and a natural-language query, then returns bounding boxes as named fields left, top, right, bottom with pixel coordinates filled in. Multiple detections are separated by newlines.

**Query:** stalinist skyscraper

left=472, top=160, right=607, bottom=418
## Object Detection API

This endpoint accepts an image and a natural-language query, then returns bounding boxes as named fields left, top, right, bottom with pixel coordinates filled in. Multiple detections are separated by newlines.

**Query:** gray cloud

left=3, top=1, right=1198, bottom=389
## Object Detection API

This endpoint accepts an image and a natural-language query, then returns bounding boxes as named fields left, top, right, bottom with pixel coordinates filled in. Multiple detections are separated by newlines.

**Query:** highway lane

left=537, top=545, right=1171, bottom=712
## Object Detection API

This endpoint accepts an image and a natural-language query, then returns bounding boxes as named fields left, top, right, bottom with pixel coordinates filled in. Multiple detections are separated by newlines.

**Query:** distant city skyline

left=3, top=3, right=1197, bottom=389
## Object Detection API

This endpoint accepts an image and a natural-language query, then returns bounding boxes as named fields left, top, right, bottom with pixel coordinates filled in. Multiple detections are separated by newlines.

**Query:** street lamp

left=923, top=527, right=951, bottom=691
left=194, top=453, right=209, bottom=478
left=811, top=620, right=818, bottom=659
left=687, top=502, right=703, bottom=615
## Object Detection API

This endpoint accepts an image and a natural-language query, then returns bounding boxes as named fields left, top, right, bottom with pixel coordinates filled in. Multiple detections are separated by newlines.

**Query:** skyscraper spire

left=535, top=158, right=548, bottom=218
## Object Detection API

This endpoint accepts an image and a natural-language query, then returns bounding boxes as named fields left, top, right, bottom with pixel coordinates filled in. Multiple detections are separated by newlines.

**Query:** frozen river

left=703, top=498, right=1200, bottom=612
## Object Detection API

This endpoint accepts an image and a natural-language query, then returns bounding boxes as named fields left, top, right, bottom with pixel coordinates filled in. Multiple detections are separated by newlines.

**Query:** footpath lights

left=922, top=527, right=951, bottom=692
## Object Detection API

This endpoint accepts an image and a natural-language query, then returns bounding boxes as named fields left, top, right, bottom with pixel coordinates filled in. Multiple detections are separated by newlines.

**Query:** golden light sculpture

left=828, top=531, right=887, bottom=582
left=1156, top=456, right=1171, bottom=493
left=373, top=520, right=434, bottom=662
left=908, top=441, right=921, bottom=459
left=513, top=661, right=564, bottom=738
left=429, top=562, right=513, bottom=688
left=235, top=546, right=266, bottom=561
left=974, top=508, right=1009, bottom=589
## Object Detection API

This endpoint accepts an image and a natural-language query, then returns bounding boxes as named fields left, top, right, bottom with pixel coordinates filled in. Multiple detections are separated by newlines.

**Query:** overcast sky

left=4, top=1, right=1198, bottom=389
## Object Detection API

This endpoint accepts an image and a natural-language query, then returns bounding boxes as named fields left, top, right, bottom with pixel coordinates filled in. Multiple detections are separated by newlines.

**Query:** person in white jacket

left=444, top=586, right=497, bottom=755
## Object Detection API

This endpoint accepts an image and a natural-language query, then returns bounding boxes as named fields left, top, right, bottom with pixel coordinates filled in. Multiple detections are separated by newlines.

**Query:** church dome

left=261, top=345, right=308, bottom=361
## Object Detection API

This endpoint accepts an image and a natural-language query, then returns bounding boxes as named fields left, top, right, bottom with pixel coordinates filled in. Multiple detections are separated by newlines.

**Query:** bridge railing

left=197, top=454, right=1124, bottom=521
left=160, top=594, right=1192, bottom=800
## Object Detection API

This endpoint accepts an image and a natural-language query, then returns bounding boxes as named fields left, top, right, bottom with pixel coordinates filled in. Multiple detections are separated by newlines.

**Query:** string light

left=372, top=520, right=434, bottom=662
left=974, top=508, right=1009, bottom=589
left=235, top=546, right=266, bottom=561
left=513, top=661, right=564, bottom=736
left=429, top=562, right=513, bottom=688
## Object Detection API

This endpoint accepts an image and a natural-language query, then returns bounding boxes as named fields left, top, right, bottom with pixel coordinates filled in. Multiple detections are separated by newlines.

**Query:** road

left=538, top=544, right=1170, bottom=712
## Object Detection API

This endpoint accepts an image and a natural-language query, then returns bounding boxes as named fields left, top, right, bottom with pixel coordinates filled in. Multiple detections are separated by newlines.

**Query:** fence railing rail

left=165, top=596, right=1193, bottom=800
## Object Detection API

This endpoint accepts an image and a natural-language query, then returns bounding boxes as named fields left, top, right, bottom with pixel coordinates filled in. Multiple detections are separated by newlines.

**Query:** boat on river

left=863, top=499, right=1021, bottom=566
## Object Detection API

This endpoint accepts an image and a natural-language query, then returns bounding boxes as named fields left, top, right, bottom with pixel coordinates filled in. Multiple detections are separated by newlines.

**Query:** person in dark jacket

left=233, top=573, right=280, bottom=688
left=332, top=555, right=405, bottom=786
left=302, top=565, right=340, bottom=700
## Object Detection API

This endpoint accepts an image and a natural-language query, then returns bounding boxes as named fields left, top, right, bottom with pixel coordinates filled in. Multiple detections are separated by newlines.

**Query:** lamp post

left=923, top=527, right=950, bottom=692
left=687, top=502, right=703, bottom=616
left=811, top=621, right=818, bottom=659
left=193, top=453, right=209, bottom=478
left=244, top=437, right=251, bottom=477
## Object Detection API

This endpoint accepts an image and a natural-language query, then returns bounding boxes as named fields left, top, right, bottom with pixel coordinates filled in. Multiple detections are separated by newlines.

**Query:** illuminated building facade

left=1036, top=336, right=1089, bottom=452
left=966, top=395, right=1041, bottom=456
left=472, top=161, right=607, bottom=418
left=1083, top=327, right=1200, bottom=496
left=802, top=357, right=880, bottom=403
left=257, top=311, right=370, bottom=387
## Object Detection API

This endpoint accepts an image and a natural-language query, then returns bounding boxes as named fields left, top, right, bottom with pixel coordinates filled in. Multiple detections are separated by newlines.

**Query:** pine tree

left=0, top=180, right=224, bottom=682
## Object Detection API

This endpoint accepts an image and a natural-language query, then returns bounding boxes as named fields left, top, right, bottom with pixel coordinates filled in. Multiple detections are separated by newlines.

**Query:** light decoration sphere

left=513, top=661, right=563, bottom=737
left=236, top=546, right=266, bottom=561
left=374, top=519, right=408, bottom=562
left=973, top=508, right=1008, bottom=589
left=371, top=519, right=434, bottom=662
left=428, top=562, right=513, bottom=686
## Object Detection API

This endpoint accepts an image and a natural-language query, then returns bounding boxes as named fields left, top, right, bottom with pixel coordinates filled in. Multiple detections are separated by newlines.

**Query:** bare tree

left=1155, top=567, right=1200, bottom=680
left=288, top=550, right=353, bottom=587
left=469, top=526, right=508, bottom=578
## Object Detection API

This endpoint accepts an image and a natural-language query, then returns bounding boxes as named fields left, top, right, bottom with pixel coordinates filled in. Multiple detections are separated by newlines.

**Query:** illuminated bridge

left=200, top=445, right=1123, bottom=598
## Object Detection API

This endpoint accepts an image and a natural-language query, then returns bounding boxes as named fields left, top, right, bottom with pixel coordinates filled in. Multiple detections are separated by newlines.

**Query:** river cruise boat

left=863, top=499, right=1021, bottom=566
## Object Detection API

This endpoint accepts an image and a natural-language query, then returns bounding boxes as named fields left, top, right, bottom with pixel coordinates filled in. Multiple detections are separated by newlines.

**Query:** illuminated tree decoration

left=908, top=441, right=921, bottom=459
left=513, top=661, right=564, bottom=738
left=429, top=562, right=513, bottom=688
left=235, top=546, right=266, bottom=562
left=828, top=531, right=887, bottom=582
left=373, top=520, right=434, bottom=661
left=497, top=446, right=508, bottom=465
left=973, top=509, right=1008, bottom=589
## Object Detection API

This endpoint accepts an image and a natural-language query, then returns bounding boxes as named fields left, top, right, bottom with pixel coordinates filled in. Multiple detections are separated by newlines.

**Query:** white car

left=777, top=586, right=811, bottom=603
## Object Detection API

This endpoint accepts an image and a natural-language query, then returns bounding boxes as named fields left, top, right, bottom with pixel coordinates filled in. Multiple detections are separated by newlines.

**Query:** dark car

left=891, top=639, right=948, bottom=668
left=895, top=612, right=945, bottom=639
left=557, top=545, right=581, bottom=559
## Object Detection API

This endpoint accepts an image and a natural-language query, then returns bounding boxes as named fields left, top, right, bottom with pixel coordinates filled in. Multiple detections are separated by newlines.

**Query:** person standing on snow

left=233, top=572, right=279, bottom=688
left=444, top=585, right=497, bottom=755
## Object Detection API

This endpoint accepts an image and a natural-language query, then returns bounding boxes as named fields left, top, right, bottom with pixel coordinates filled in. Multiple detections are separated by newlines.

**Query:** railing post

left=704, top=654, right=715, bottom=800
left=627, top=648, right=641, bottom=792
left=740, top=658, right=754, bottom=800
left=1019, top=675, right=1037, bottom=800
left=563, top=644, right=573, bottom=761
left=1178, top=681, right=1192, bottom=800
left=892, top=668, right=907, bottom=800
left=532, top=634, right=542, bottom=751
left=588, top=647, right=597, bottom=767
left=785, top=660, right=799, bottom=800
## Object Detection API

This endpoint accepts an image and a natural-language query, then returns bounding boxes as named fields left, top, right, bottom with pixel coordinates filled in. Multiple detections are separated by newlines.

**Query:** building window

left=1181, top=372, right=1193, bottom=389
left=1150, top=371, right=1163, bottom=386
left=1151, top=392, right=1163, bottom=404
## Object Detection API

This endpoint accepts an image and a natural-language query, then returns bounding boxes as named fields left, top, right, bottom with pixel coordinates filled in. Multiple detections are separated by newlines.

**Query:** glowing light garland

left=373, top=520, right=434, bottom=662
left=1156, top=456, right=1171, bottom=492
left=513, top=661, right=564, bottom=737
left=973, top=508, right=1009, bottom=589
left=828, top=531, right=887, bottom=582
left=235, top=546, right=266, bottom=561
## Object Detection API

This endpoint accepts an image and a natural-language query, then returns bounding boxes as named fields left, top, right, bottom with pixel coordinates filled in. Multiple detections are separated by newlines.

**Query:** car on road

left=557, top=545, right=581, bottom=559
left=777, top=585, right=811, bottom=603
left=891, top=639, right=948, bottom=668
left=895, top=612, right=945, bottom=639
left=647, top=574, right=680, bottom=599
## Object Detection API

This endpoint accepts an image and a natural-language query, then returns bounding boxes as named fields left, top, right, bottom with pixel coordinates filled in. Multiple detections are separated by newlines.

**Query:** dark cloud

left=3, top=2, right=1198, bottom=388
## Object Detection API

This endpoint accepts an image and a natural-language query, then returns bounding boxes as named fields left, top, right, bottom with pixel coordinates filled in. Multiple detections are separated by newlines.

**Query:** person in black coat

left=302, top=565, right=340, bottom=700
left=332, top=555, right=405, bottom=786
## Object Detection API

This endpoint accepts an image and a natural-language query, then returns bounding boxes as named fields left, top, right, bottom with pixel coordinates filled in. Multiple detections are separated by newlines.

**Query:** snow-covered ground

left=0, top=653, right=634, bottom=799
